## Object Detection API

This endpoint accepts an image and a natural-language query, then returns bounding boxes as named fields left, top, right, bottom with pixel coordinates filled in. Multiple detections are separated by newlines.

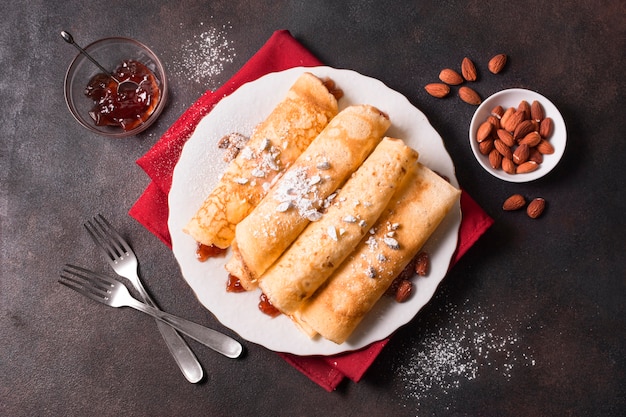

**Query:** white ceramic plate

left=469, top=88, right=567, bottom=182
left=169, top=67, right=461, bottom=355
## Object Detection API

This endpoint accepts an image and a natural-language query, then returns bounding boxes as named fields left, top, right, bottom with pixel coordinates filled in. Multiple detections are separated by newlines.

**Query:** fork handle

left=132, top=279, right=205, bottom=383
left=126, top=299, right=243, bottom=359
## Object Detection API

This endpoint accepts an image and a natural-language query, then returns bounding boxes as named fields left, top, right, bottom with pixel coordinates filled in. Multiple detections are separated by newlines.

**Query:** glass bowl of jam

left=64, top=37, right=167, bottom=137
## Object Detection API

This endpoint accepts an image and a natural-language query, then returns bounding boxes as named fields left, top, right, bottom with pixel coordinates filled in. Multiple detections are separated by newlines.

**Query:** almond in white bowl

left=469, top=88, right=566, bottom=183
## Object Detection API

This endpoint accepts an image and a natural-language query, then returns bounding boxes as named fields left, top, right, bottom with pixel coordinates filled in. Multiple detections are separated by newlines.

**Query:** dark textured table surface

left=2, top=1, right=624, bottom=416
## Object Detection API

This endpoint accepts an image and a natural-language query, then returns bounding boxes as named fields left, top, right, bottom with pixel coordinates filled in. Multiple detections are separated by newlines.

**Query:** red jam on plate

left=84, top=60, right=161, bottom=131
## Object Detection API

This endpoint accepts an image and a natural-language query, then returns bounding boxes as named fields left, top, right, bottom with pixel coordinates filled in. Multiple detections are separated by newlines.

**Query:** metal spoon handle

left=61, top=31, right=119, bottom=82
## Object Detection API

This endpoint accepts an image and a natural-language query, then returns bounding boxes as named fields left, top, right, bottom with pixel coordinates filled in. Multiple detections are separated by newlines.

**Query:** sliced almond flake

left=386, top=231, right=396, bottom=238
left=258, top=138, right=270, bottom=152
left=366, top=235, right=378, bottom=251
left=377, top=253, right=388, bottom=262
left=327, top=226, right=338, bottom=241
left=240, top=146, right=255, bottom=160
left=342, top=215, right=357, bottom=223
left=306, top=210, right=323, bottom=222
left=339, top=228, right=346, bottom=236
left=387, top=222, right=400, bottom=231
left=262, top=153, right=280, bottom=171
left=276, top=201, right=292, bottom=212
left=316, top=161, right=331, bottom=170
left=366, top=266, right=377, bottom=278
left=383, top=237, right=400, bottom=250
left=308, top=175, right=321, bottom=186
left=233, top=177, right=249, bottom=185
left=251, top=168, right=265, bottom=178
left=359, top=220, right=367, bottom=228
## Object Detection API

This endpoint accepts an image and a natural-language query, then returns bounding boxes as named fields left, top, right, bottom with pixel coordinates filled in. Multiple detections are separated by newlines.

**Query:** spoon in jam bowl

left=61, top=31, right=137, bottom=93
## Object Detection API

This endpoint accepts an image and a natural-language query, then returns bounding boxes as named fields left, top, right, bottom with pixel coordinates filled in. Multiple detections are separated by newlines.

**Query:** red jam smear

left=84, top=60, right=161, bottom=131
left=195, top=243, right=227, bottom=262
left=226, top=274, right=246, bottom=293
left=259, top=293, right=281, bottom=318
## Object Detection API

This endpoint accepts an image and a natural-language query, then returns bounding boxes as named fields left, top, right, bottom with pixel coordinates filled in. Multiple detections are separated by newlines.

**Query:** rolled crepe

left=258, top=137, right=419, bottom=315
left=295, top=163, right=461, bottom=344
left=183, top=72, right=339, bottom=249
left=226, top=104, right=391, bottom=290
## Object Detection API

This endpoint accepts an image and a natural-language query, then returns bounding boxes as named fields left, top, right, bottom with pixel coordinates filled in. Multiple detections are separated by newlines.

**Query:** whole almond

left=494, top=139, right=513, bottom=159
left=518, top=100, right=531, bottom=120
left=513, top=143, right=530, bottom=165
left=529, top=147, right=544, bottom=164
left=519, top=131, right=542, bottom=147
left=439, top=68, right=464, bottom=85
left=424, top=83, right=450, bottom=98
left=503, top=194, right=526, bottom=210
left=526, top=198, right=546, bottom=219
left=395, top=279, right=413, bottom=302
left=479, top=138, right=494, bottom=155
left=531, top=100, right=545, bottom=122
left=461, top=57, right=478, bottom=81
left=477, top=121, right=494, bottom=142
left=531, top=120, right=540, bottom=132
left=499, top=107, right=515, bottom=130
left=502, top=157, right=516, bottom=174
left=516, top=160, right=539, bottom=174
left=501, top=109, right=525, bottom=133
left=489, top=148, right=503, bottom=169
left=491, top=105, right=505, bottom=118
left=488, top=54, right=507, bottom=74
left=513, top=120, right=535, bottom=140
left=487, top=115, right=501, bottom=130
left=414, top=252, right=430, bottom=276
left=537, top=139, right=555, bottom=155
left=540, top=117, right=554, bottom=138
left=459, top=86, right=481, bottom=105
left=496, top=129, right=516, bottom=147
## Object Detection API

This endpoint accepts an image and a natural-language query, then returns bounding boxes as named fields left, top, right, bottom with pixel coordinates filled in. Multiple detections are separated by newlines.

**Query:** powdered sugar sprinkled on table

left=392, top=297, right=537, bottom=405
left=173, top=22, right=236, bottom=86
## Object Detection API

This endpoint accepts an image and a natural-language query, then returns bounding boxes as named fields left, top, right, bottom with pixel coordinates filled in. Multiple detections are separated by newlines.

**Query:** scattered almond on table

left=424, top=54, right=508, bottom=105
left=488, top=54, right=507, bottom=74
left=502, top=194, right=547, bottom=219
left=526, top=197, right=546, bottom=218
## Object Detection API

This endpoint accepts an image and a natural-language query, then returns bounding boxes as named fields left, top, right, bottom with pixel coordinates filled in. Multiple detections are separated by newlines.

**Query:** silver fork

left=59, top=264, right=243, bottom=359
left=84, top=214, right=205, bottom=382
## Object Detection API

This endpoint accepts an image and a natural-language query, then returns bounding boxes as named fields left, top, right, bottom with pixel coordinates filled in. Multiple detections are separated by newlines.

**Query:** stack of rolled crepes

left=184, top=72, right=461, bottom=344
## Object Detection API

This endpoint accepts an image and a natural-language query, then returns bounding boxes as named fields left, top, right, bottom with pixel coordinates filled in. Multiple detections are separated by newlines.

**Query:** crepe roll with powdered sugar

left=184, top=72, right=339, bottom=250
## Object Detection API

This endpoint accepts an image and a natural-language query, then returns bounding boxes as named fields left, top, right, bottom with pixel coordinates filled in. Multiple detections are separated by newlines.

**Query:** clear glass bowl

left=64, top=37, right=168, bottom=138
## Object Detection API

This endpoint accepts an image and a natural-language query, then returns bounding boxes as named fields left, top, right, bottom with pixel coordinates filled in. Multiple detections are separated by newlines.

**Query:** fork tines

left=84, top=214, right=132, bottom=262
left=59, top=264, right=115, bottom=301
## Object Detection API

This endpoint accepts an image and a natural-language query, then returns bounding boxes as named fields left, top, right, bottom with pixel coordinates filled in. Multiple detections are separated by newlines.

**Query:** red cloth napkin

left=129, top=30, right=494, bottom=391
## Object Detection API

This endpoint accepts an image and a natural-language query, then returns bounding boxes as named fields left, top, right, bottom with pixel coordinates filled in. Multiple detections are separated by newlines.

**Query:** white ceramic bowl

left=469, top=88, right=566, bottom=182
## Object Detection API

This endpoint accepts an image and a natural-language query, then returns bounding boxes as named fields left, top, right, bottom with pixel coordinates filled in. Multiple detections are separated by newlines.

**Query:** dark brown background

left=1, top=1, right=624, bottom=416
